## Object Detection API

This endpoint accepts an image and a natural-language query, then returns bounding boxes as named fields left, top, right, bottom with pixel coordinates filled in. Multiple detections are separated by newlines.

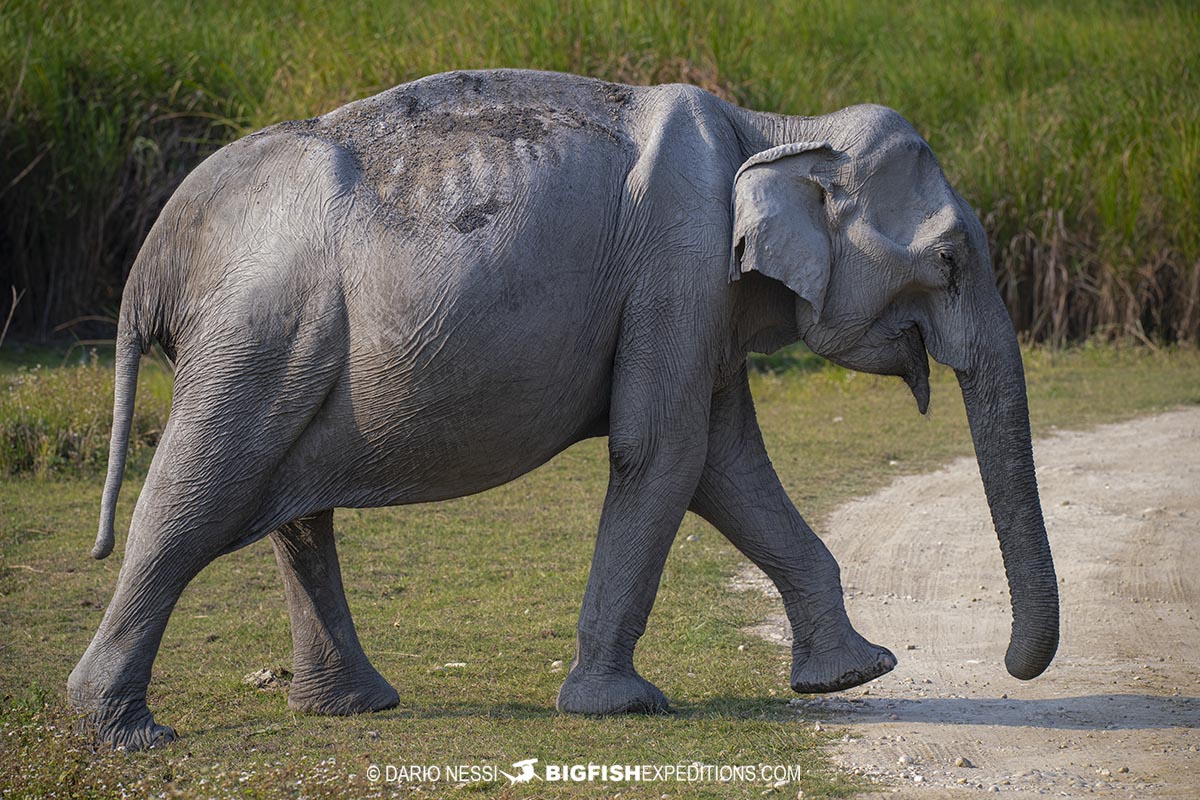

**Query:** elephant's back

left=268, top=69, right=639, bottom=225
left=310, top=68, right=641, bottom=154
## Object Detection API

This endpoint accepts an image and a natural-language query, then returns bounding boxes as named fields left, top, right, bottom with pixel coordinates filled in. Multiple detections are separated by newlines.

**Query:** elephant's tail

left=93, top=308, right=147, bottom=560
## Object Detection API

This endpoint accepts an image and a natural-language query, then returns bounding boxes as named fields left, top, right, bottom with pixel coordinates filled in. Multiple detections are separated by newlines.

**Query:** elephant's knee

left=607, top=433, right=651, bottom=482
left=608, top=426, right=706, bottom=487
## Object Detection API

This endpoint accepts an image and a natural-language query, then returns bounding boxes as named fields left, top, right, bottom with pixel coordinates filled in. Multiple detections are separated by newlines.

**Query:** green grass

left=2, top=0, right=1198, bottom=341
left=2, top=344, right=1199, bottom=798
left=0, top=348, right=172, bottom=477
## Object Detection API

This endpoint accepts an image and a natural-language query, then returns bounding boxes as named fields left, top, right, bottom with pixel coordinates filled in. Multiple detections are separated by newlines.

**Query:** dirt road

left=744, top=408, right=1200, bottom=798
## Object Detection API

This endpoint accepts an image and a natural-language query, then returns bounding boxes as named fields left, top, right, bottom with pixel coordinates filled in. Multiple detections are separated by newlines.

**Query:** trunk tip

left=1004, top=640, right=1057, bottom=680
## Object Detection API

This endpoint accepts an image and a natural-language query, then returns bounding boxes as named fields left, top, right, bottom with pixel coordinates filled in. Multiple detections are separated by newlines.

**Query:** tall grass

left=0, top=351, right=171, bottom=477
left=2, top=0, right=1197, bottom=341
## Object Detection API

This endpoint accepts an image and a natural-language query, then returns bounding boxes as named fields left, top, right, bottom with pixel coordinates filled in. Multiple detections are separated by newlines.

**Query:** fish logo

left=499, top=758, right=539, bottom=785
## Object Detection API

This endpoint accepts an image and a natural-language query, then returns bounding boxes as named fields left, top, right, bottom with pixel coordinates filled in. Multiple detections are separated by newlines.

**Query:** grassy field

left=0, top=347, right=172, bottom=478
left=2, top=0, right=1198, bottom=341
left=2, top=344, right=1199, bottom=798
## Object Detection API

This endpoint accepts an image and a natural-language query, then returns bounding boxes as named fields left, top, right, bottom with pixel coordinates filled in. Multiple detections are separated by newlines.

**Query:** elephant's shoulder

left=622, top=87, right=741, bottom=215
left=625, top=83, right=740, bottom=170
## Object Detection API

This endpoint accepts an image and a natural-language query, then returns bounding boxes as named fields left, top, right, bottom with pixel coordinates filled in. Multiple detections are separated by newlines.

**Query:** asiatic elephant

left=69, top=69, right=1058, bottom=749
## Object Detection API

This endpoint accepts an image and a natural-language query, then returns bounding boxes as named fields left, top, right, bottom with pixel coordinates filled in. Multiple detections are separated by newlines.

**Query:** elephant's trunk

left=954, top=301, right=1058, bottom=680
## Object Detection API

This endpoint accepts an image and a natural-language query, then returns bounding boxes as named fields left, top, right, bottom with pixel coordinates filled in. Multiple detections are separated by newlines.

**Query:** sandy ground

left=742, top=408, right=1200, bottom=798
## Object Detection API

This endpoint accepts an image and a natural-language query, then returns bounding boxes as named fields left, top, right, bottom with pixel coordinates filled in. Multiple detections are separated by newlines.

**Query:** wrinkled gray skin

left=69, top=69, right=1058, bottom=750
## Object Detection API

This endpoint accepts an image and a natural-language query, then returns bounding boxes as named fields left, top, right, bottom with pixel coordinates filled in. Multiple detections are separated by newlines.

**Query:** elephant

left=68, top=69, right=1058, bottom=750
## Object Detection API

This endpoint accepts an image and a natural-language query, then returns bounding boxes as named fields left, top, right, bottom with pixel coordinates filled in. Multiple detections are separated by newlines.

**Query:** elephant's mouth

left=899, top=323, right=931, bottom=414
left=804, top=316, right=931, bottom=413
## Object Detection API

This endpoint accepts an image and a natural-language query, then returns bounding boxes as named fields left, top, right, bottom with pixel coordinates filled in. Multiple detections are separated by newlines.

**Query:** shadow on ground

left=795, top=693, right=1199, bottom=731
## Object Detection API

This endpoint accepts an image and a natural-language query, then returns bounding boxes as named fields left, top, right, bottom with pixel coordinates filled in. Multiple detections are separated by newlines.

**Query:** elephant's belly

left=275, top=318, right=617, bottom=510
left=362, top=358, right=613, bottom=505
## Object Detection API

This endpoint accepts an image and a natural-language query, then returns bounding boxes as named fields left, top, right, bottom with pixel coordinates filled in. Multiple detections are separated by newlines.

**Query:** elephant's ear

left=729, top=142, right=845, bottom=320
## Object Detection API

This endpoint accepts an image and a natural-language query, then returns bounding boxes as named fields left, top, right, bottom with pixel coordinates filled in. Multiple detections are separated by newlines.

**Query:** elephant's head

left=730, top=105, right=1058, bottom=681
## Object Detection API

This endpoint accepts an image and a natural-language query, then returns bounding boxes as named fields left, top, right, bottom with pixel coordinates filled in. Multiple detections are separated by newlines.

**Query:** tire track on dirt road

left=742, top=407, right=1200, bottom=798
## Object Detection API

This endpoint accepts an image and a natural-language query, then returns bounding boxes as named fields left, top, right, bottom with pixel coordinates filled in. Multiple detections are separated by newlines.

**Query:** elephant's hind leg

left=69, top=312, right=347, bottom=748
left=66, top=508, right=198, bottom=751
left=67, top=439, right=276, bottom=750
left=270, top=510, right=399, bottom=715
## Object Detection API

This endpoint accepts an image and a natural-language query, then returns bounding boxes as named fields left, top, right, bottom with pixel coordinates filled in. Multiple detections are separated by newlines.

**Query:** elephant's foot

left=287, top=661, right=400, bottom=716
left=790, top=632, right=896, bottom=694
left=94, top=711, right=177, bottom=752
left=68, top=691, right=177, bottom=751
left=556, top=667, right=669, bottom=715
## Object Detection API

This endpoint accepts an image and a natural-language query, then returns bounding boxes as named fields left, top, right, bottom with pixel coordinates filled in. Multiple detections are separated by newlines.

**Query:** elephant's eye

left=938, top=248, right=962, bottom=297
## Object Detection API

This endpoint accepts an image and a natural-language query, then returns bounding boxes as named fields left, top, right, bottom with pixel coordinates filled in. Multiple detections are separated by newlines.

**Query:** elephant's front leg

left=556, top=326, right=711, bottom=715
left=270, top=510, right=400, bottom=715
left=690, top=369, right=896, bottom=692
